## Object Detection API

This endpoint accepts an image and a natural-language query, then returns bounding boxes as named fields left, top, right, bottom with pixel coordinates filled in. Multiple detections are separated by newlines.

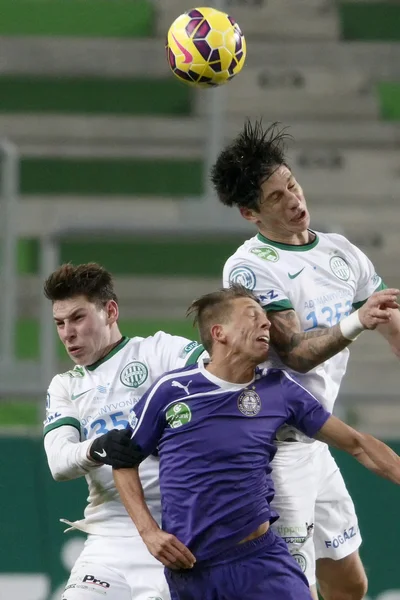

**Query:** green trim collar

left=86, top=336, right=130, bottom=371
left=257, top=230, right=319, bottom=252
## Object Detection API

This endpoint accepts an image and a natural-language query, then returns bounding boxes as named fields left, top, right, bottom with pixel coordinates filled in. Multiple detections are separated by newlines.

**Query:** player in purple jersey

left=110, top=285, right=400, bottom=600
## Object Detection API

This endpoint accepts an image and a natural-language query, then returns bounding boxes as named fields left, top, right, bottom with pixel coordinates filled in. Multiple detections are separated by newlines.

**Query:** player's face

left=241, top=165, right=310, bottom=240
left=224, top=298, right=271, bottom=363
left=53, top=295, right=116, bottom=366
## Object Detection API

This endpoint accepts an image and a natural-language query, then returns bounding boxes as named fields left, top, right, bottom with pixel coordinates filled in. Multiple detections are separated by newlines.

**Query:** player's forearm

left=270, top=313, right=352, bottom=373
left=44, top=426, right=100, bottom=481
left=113, top=467, right=160, bottom=536
left=353, top=433, right=400, bottom=484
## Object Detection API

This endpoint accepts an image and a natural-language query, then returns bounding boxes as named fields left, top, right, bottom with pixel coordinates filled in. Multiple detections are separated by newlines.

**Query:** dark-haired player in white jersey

left=211, top=120, right=400, bottom=600
left=111, top=285, right=400, bottom=600
left=43, top=262, right=205, bottom=600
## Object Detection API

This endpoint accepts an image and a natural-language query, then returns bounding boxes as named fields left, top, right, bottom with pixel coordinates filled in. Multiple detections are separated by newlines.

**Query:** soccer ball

left=166, top=7, right=246, bottom=88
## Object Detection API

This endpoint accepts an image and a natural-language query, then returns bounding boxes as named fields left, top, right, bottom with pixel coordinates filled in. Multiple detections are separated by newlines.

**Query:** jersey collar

left=86, top=336, right=130, bottom=371
left=199, top=360, right=256, bottom=390
left=257, top=230, right=319, bottom=252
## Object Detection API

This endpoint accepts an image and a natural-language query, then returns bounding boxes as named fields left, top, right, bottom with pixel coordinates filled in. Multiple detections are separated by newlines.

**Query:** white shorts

left=62, top=533, right=170, bottom=600
left=270, top=441, right=362, bottom=586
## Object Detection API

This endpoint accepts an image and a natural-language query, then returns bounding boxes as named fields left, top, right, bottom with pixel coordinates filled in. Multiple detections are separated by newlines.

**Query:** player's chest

left=165, top=388, right=286, bottom=450
left=71, top=358, right=155, bottom=439
left=282, top=250, right=357, bottom=331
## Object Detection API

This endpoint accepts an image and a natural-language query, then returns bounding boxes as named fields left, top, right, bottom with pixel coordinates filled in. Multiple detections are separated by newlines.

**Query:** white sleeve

left=223, top=254, right=293, bottom=312
left=43, top=375, right=100, bottom=481
left=44, top=426, right=99, bottom=481
left=144, top=331, right=207, bottom=375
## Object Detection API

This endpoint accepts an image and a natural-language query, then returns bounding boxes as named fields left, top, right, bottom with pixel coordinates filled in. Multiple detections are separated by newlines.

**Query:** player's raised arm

left=315, top=416, right=400, bottom=484
left=268, top=287, right=399, bottom=373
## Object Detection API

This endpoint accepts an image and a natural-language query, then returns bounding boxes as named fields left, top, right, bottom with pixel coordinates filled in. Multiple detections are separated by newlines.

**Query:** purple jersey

left=128, top=363, right=330, bottom=562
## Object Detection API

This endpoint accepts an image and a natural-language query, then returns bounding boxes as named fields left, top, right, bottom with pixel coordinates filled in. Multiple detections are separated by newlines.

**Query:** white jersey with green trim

left=43, top=333, right=204, bottom=536
left=223, top=230, right=384, bottom=424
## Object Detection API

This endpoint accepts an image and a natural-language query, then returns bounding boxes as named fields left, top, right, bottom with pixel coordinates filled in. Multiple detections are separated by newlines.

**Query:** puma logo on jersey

left=171, top=380, right=192, bottom=396
left=288, top=268, right=305, bottom=280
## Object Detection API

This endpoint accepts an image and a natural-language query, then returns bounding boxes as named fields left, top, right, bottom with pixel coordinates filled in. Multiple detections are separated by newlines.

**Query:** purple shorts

left=165, top=528, right=312, bottom=600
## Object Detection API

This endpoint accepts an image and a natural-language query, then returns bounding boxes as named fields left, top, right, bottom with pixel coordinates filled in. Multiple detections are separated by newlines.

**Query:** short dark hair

left=186, top=284, right=260, bottom=353
left=43, top=262, right=118, bottom=306
left=210, top=119, right=290, bottom=211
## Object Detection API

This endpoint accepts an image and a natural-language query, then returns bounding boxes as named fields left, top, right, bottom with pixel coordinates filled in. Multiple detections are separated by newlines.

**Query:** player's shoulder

left=154, top=363, right=201, bottom=386
left=317, top=230, right=353, bottom=251
left=225, top=234, right=275, bottom=264
left=258, top=367, right=302, bottom=389
left=49, top=364, right=88, bottom=394
left=139, top=330, right=186, bottom=350
left=223, top=234, right=285, bottom=288
left=144, top=364, right=202, bottom=403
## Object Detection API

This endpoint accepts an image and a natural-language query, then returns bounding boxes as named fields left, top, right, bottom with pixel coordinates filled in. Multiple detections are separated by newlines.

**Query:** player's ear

left=239, top=206, right=260, bottom=225
left=106, top=300, right=119, bottom=324
left=210, top=323, right=226, bottom=345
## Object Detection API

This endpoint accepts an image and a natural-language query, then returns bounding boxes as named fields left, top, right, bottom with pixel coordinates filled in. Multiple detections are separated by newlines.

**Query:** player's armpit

left=268, top=309, right=351, bottom=373
left=315, top=416, right=400, bottom=484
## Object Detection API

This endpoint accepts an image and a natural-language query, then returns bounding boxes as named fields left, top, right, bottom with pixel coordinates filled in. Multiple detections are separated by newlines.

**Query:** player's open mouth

left=292, top=210, right=307, bottom=223
left=256, top=336, right=269, bottom=348
left=68, top=346, right=83, bottom=356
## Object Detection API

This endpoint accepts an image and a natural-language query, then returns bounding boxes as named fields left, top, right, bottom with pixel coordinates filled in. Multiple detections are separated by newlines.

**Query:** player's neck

left=258, top=226, right=312, bottom=246
left=205, top=356, right=256, bottom=384
left=90, top=327, right=124, bottom=365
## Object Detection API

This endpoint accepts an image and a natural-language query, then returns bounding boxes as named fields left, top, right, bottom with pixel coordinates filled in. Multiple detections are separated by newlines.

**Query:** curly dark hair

left=210, top=119, right=291, bottom=211
left=44, top=262, right=118, bottom=306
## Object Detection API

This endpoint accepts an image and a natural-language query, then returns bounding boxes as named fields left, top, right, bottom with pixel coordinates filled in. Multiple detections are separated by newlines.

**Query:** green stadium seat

left=0, top=0, right=154, bottom=37
left=377, top=82, right=400, bottom=121
left=19, top=157, right=203, bottom=196
left=339, top=2, right=400, bottom=41
left=0, top=77, right=192, bottom=116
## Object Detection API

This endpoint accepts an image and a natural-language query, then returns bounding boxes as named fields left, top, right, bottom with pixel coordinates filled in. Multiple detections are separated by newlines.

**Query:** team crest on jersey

left=329, top=256, right=350, bottom=281
left=229, top=266, right=257, bottom=290
left=237, top=389, right=261, bottom=416
left=120, top=361, right=148, bottom=388
left=292, top=553, right=307, bottom=573
left=166, top=402, right=192, bottom=429
left=250, top=246, right=279, bottom=263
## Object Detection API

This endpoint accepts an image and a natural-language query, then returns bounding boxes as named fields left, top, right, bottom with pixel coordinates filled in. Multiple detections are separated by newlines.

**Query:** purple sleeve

left=127, top=378, right=168, bottom=456
left=281, top=372, right=331, bottom=438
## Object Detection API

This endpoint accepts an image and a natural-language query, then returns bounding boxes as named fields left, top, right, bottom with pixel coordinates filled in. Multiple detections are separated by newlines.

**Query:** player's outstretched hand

left=88, top=429, right=145, bottom=469
left=359, top=288, right=400, bottom=329
left=142, top=528, right=196, bottom=570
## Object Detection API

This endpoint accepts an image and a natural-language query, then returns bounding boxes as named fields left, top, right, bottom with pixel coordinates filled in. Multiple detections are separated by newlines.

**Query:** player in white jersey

left=43, top=263, right=205, bottom=600
left=211, top=120, right=400, bottom=600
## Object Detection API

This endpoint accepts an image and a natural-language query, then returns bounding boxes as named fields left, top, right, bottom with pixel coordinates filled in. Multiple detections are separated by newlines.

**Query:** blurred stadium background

left=0, top=0, right=399, bottom=598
